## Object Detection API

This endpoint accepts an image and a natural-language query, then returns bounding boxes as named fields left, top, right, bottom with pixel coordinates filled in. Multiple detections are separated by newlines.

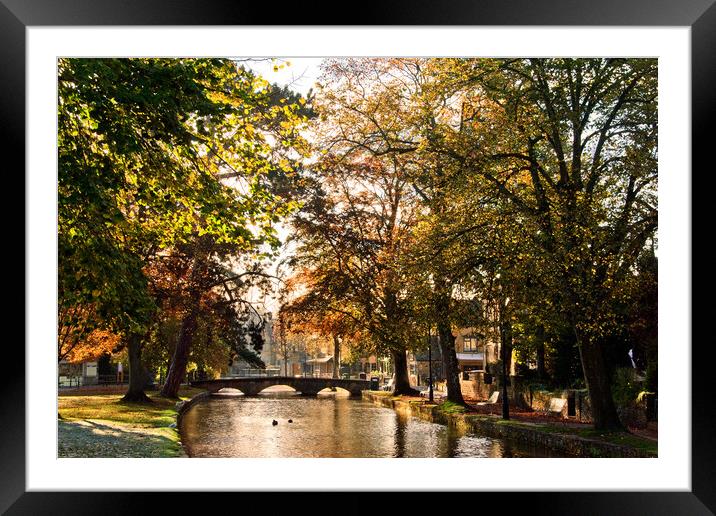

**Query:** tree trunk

left=536, top=325, right=547, bottom=381
left=122, top=333, right=151, bottom=403
left=381, top=286, right=416, bottom=394
left=161, top=306, right=198, bottom=399
left=536, top=343, right=547, bottom=380
left=436, top=319, right=465, bottom=405
left=332, top=334, right=341, bottom=379
left=500, top=318, right=512, bottom=420
left=577, top=334, right=623, bottom=430
left=391, top=348, right=419, bottom=396
left=435, top=291, right=466, bottom=405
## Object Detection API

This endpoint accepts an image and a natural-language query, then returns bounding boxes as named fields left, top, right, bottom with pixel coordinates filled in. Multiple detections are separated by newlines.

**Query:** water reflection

left=394, top=411, right=407, bottom=457
left=180, top=395, right=562, bottom=458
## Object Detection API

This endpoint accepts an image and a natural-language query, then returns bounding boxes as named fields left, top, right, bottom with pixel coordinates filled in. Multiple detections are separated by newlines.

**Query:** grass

left=436, top=400, right=467, bottom=414
left=557, top=426, right=658, bottom=455
left=486, top=418, right=658, bottom=456
left=58, top=386, right=204, bottom=458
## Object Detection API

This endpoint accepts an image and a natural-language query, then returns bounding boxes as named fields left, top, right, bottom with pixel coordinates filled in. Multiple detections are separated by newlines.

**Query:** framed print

left=7, top=0, right=714, bottom=513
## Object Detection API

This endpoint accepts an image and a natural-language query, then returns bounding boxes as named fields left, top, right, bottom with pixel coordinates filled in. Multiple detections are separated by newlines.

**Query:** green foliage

left=58, top=57, right=310, bottom=352
left=611, top=367, right=643, bottom=406
left=303, top=57, right=657, bottom=429
left=635, top=391, right=655, bottom=404
left=645, top=359, right=658, bottom=393
left=527, top=382, right=551, bottom=393
left=59, top=57, right=659, bottom=432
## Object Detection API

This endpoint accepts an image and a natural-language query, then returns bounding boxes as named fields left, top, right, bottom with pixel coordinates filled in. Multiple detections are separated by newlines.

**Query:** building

left=413, top=336, right=445, bottom=387
left=228, top=356, right=280, bottom=377
left=410, top=327, right=516, bottom=399
left=305, top=353, right=335, bottom=377
left=454, top=328, right=492, bottom=375
left=58, top=352, right=127, bottom=387
left=455, top=327, right=516, bottom=399
left=258, top=313, right=277, bottom=366
left=58, top=359, right=98, bottom=387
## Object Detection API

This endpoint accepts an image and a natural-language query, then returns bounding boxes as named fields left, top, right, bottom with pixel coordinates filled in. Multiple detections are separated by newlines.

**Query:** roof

left=306, top=355, right=334, bottom=364
left=456, top=352, right=485, bottom=362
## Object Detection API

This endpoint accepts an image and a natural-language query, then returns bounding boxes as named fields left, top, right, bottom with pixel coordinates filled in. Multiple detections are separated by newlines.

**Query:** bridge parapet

left=190, top=376, right=371, bottom=396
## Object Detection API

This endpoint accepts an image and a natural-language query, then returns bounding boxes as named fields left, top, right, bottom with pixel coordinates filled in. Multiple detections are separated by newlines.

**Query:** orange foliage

left=63, top=329, right=121, bottom=364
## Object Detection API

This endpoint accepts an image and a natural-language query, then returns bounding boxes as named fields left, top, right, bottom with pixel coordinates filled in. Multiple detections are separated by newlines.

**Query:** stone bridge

left=190, top=376, right=371, bottom=396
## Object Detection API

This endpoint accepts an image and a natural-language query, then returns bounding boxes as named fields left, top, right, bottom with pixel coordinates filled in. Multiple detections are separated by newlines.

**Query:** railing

left=224, top=371, right=347, bottom=379
left=230, top=369, right=282, bottom=378
left=97, top=374, right=129, bottom=385
left=58, top=376, right=82, bottom=389
left=308, top=371, right=336, bottom=379
left=59, top=375, right=130, bottom=389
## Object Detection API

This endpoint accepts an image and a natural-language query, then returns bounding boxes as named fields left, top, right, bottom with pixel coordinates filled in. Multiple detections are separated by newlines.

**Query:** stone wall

left=616, top=395, right=655, bottom=429
left=362, top=391, right=656, bottom=458
left=519, top=387, right=651, bottom=428
left=465, top=376, right=654, bottom=428
left=459, top=371, right=494, bottom=400
left=502, top=384, right=594, bottom=423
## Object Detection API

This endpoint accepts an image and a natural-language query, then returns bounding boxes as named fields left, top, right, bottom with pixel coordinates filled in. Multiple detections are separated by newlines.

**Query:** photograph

left=57, top=56, right=659, bottom=460
left=9, top=8, right=709, bottom=510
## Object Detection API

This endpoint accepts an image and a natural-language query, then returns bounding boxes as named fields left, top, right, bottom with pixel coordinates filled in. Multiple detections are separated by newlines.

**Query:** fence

left=58, top=374, right=129, bottom=389
left=230, top=368, right=282, bottom=378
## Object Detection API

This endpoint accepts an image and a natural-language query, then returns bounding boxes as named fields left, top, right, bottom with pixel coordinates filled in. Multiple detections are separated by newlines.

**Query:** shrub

left=612, top=368, right=642, bottom=405
left=612, top=368, right=647, bottom=428
left=645, top=359, right=658, bottom=393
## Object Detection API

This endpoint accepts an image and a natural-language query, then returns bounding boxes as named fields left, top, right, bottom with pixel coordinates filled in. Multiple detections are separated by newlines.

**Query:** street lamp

left=501, top=296, right=511, bottom=420
left=428, top=326, right=434, bottom=403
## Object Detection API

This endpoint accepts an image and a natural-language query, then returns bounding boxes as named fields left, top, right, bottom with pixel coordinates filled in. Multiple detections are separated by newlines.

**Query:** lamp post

left=501, top=296, right=511, bottom=420
left=501, top=327, right=509, bottom=419
left=428, top=326, right=434, bottom=403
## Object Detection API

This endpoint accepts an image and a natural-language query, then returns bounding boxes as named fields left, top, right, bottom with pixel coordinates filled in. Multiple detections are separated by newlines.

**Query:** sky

left=241, top=57, right=325, bottom=96
left=235, top=58, right=326, bottom=315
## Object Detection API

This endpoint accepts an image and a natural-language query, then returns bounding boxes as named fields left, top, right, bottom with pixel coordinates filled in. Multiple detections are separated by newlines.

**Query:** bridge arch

left=215, top=387, right=244, bottom=395
left=257, top=385, right=299, bottom=395
left=317, top=386, right=351, bottom=395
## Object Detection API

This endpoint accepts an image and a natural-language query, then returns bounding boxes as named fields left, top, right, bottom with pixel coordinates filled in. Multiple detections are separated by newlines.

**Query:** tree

left=313, top=57, right=658, bottom=424
left=314, top=58, right=473, bottom=403
left=151, top=241, right=277, bottom=398
left=285, top=152, right=421, bottom=395
left=58, top=58, right=309, bottom=401
left=282, top=272, right=361, bottom=379
left=275, top=303, right=293, bottom=376
left=143, top=286, right=266, bottom=384
left=60, top=327, right=121, bottom=365
left=623, top=247, right=658, bottom=392
left=427, top=58, right=658, bottom=428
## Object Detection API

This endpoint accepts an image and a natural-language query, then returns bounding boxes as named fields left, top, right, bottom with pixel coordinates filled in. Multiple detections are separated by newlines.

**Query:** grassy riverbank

left=363, top=391, right=657, bottom=458
left=58, top=387, right=203, bottom=458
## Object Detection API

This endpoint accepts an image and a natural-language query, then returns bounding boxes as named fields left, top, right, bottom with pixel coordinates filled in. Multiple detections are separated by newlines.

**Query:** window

left=463, top=336, right=480, bottom=352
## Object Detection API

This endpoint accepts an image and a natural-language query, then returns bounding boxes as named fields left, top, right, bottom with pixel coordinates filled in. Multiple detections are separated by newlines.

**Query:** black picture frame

left=7, top=1, right=713, bottom=514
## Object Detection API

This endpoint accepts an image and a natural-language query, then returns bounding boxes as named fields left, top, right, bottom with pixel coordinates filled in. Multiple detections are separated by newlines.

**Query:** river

left=179, top=389, right=563, bottom=458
